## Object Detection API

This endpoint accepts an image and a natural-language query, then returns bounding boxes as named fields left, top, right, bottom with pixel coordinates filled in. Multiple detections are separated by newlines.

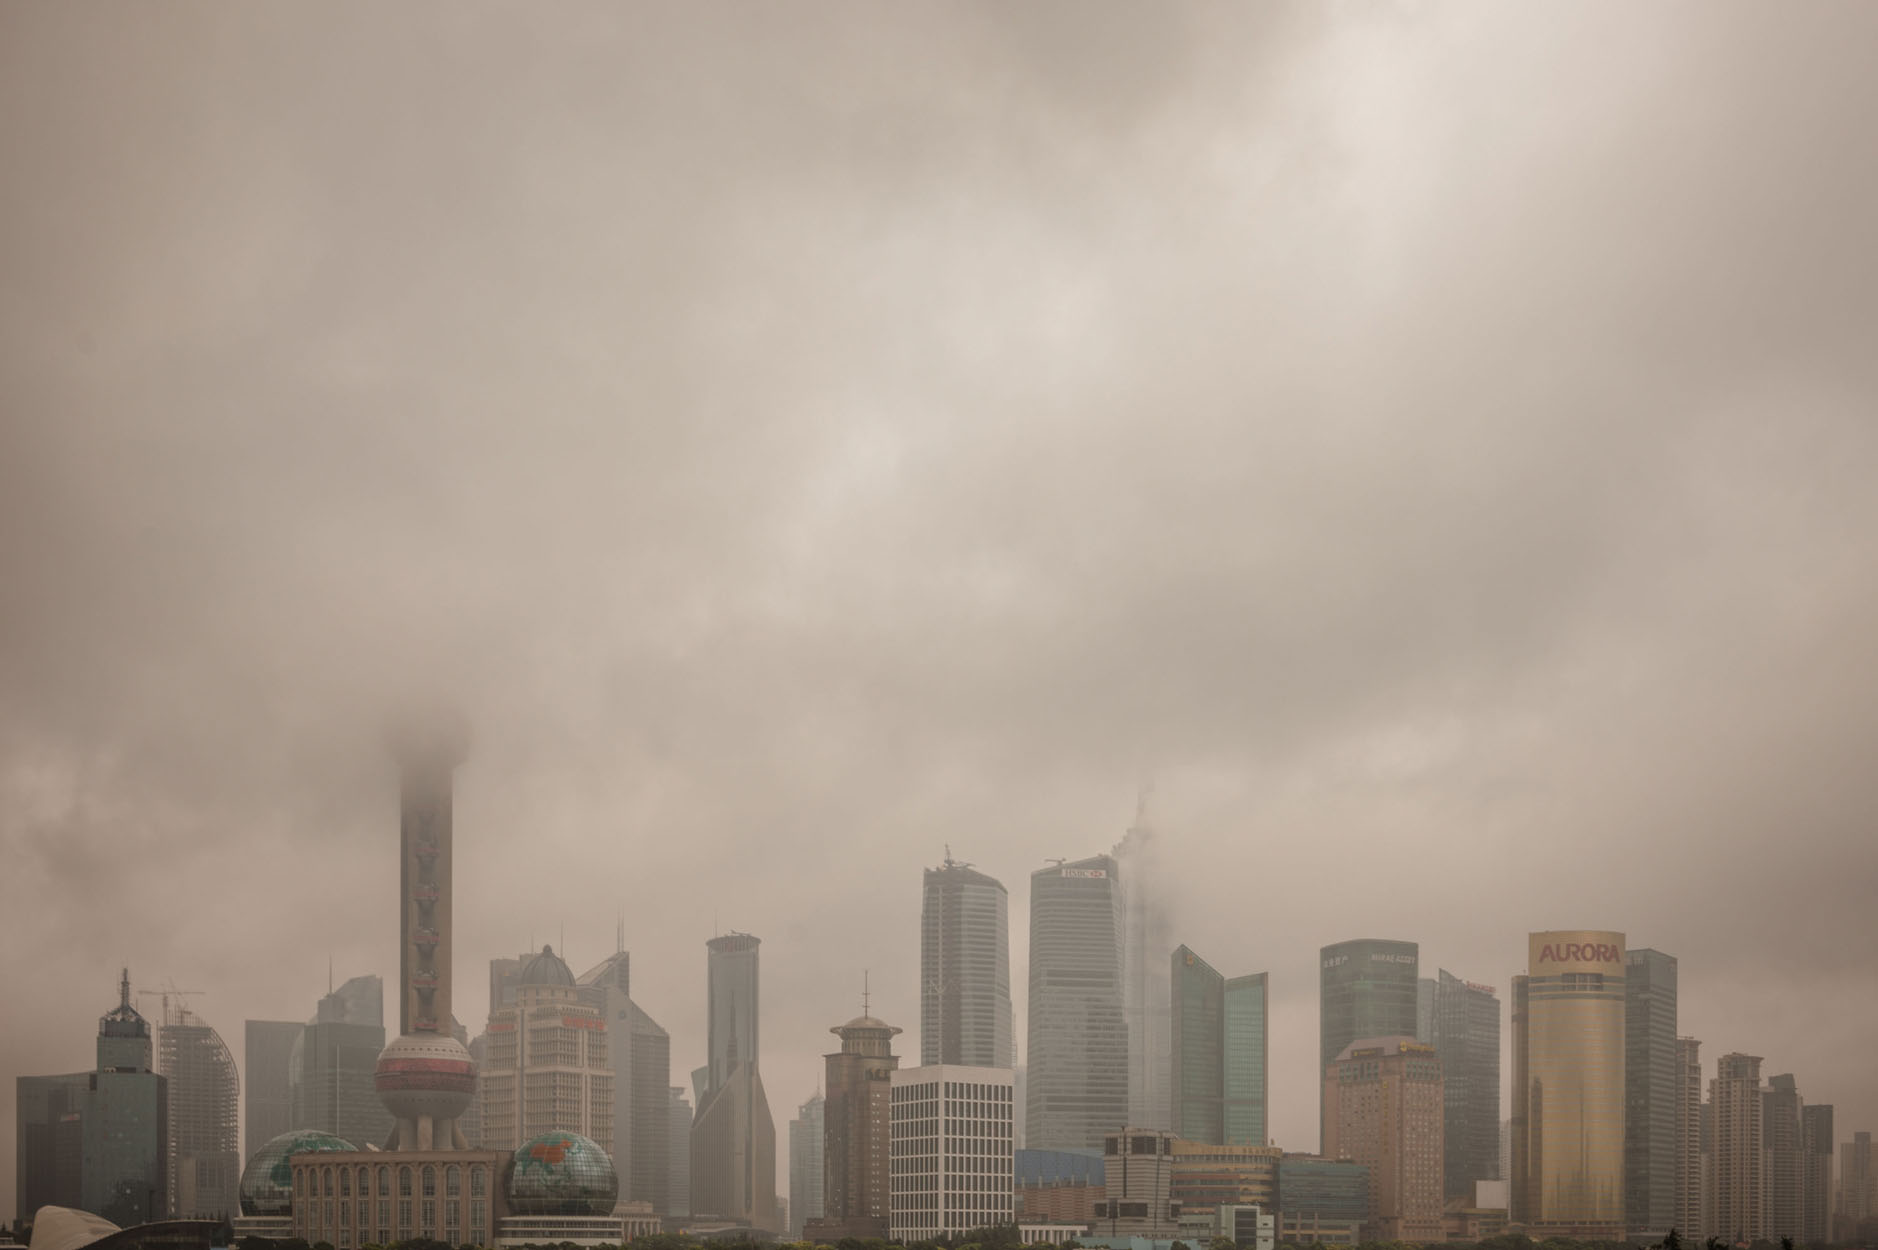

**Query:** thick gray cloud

left=4, top=2, right=1877, bottom=1220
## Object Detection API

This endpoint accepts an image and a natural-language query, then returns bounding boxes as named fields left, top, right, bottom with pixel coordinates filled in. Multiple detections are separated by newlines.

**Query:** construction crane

left=134, top=980, right=204, bottom=1027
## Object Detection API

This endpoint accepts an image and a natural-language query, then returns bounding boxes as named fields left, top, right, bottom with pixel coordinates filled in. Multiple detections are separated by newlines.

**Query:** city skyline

left=6, top=2, right=1878, bottom=1230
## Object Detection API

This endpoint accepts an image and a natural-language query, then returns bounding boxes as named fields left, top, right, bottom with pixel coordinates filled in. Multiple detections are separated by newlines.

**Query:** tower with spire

left=807, top=980, right=901, bottom=1241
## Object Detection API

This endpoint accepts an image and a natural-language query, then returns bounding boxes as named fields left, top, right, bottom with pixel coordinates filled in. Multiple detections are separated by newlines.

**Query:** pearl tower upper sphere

left=375, top=1032, right=476, bottom=1124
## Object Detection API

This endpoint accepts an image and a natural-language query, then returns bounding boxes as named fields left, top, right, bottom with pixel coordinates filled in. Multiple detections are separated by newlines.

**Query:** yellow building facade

left=1510, top=930, right=1626, bottom=1238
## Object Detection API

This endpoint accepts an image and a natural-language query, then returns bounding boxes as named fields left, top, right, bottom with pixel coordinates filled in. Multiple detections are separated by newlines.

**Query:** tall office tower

left=375, top=713, right=477, bottom=1152
left=1322, top=1037, right=1445, bottom=1243
left=1802, top=1104, right=1834, bottom=1246
left=1509, top=931, right=1626, bottom=1238
left=479, top=945, right=614, bottom=1153
left=157, top=1006, right=240, bottom=1218
left=1625, top=949, right=1678, bottom=1239
left=1764, top=1074, right=1806, bottom=1243
left=812, top=1007, right=901, bottom=1239
left=1675, top=1038, right=1704, bottom=1240
left=1416, top=979, right=1437, bottom=1046
left=1319, top=939, right=1419, bottom=1143
left=244, top=1021, right=301, bottom=1156
left=1843, top=1131, right=1875, bottom=1232
left=888, top=1065, right=1015, bottom=1241
left=579, top=949, right=673, bottom=1212
left=1429, top=970, right=1501, bottom=1199
left=1170, top=946, right=1269, bottom=1147
left=669, top=1087, right=693, bottom=1218
left=1711, top=1053, right=1765, bottom=1244
left=461, top=1031, right=486, bottom=1146
left=1114, top=812, right=1172, bottom=1131
left=1026, top=855, right=1127, bottom=1152
left=290, top=975, right=392, bottom=1146
left=16, top=971, right=169, bottom=1227
left=920, top=854, right=1015, bottom=1069
left=788, top=1093, right=825, bottom=1239
left=691, top=933, right=779, bottom=1231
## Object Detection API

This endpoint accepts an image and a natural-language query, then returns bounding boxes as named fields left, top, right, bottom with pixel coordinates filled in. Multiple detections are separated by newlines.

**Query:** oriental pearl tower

left=375, top=709, right=477, bottom=1151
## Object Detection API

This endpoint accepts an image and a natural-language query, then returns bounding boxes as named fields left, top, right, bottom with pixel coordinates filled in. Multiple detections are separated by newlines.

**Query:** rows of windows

left=292, top=1163, right=489, bottom=1247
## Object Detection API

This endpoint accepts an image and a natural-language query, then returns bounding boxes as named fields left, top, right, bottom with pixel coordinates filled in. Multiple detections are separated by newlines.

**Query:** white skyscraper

left=889, top=1065, right=1014, bottom=1241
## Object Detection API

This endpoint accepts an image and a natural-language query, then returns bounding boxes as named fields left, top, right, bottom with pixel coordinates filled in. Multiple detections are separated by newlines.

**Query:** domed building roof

left=239, top=1129, right=358, bottom=1216
left=519, top=944, right=576, bottom=988
left=507, top=1131, right=618, bottom=1216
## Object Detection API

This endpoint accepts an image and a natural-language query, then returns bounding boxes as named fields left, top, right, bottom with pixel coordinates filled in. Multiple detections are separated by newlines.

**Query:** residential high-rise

left=243, top=1021, right=301, bottom=1157
left=1429, top=970, right=1500, bottom=1200
left=788, top=1093, right=824, bottom=1239
left=1625, top=948, right=1678, bottom=1240
left=1764, top=1073, right=1805, bottom=1244
left=1322, top=1036, right=1444, bottom=1243
left=578, top=949, right=673, bottom=1212
left=888, top=1065, right=1014, bottom=1241
left=920, top=854, right=1014, bottom=1069
left=1026, top=855, right=1127, bottom=1152
left=1711, top=1053, right=1764, bottom=1244
left=810, top=1007, right=900, bottom=1240
left=157, top=1006, right=240, bottom=1218
left=289, top=975, right=392, bottom=1147
left=1674, top=1037, right=1704, bottom=1241
left=1802, top=1103, right=1834, bottom=1246
left=1510, top=931, right=1626, bottom=1238
left=669, top=1087, right=694, bottom=1218
left=480, top=945, right=614, bottom=1153
left=1319, top=939, right=1418, bottom=1143
left=690, top=933, right=779, bottom=1231
left=16, top=971, right=169, bottom=1227
left=1170, top=946, right=1269, bottom=1148
left=1114, top=812, right=1173, bottom=1132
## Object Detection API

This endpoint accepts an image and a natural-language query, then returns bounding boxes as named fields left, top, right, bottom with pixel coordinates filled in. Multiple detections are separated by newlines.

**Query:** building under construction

left=153, top=1001, right=240, bottom=1219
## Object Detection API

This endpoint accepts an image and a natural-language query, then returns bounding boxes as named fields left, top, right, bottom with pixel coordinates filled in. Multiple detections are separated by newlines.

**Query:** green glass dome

left=508, top=1131, right=618, bottom=1216
left=239, top=1129, right=358, bottom=1216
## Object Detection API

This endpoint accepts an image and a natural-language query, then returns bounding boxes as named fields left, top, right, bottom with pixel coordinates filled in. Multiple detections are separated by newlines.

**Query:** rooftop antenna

left=329, top=955, right=334, bottom=996
left=617, top=910, right=625, bottom=956
left=862, top=970, right=871, bottom=1017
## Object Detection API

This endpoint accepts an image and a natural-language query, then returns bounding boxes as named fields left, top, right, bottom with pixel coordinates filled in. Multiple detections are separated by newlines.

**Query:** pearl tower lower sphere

left=374, top=1032, right=476, bottom=1125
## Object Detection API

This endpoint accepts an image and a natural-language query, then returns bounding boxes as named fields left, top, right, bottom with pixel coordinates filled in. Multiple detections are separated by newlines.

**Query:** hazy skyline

left=5, top=2, right=1878, bottom=1222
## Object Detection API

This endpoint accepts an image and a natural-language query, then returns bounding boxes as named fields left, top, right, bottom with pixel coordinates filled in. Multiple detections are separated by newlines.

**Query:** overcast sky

left=5, top=2, right=1878, bottom=1222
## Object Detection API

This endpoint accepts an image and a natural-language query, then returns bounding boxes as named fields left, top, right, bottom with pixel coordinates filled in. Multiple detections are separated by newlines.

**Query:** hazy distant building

left=1322, top=1036, right=1444, bottom=1244
left=1427, top=970, right=1500, bottom=1200
left=1170, top=945, right=1268, bottom=1147
left=17, top=971, right=169, bottom=1228
left=690, top=933, right=779, bottom=1231
left=809, top=1009, right=900, bottom=1240
left=1842, top=1131, right=1874, bottom=1232
left=578, top=949, right=673, bottom=1213
left=920, top=855, right=1015, bottom=1070
left=1802, top=1103, right=1834, bottom=1246
left=1675, top=1037, right=1704, bottom=1241
left=1319, top=939, right=1418, bottom=1140
left=1712, top=1053, right=1765, bottom=1244
left=1026, top=855, right=1127, bottom=1152
left=788, top=1093, right=824, bottom=1239
left=480, top=945, right=613, bottom=1153
left=289, top=975, right=392, bottom=1147
left=1113, top=814, right=1173, bottom=1132
left=242, top=1021, right=300, bottom=1158
left=156, top=1009, right=239, bottom=1218
left=669, top=1087, right=693, bottom=1218
left=1510, top=930, right=1627, bottom=1238
left=1764, top=1073, right=1805, bottom=1244
left=1625, top=948, right=1678, bottom=1239
left=888, top=1065, right=1014, bottom=1240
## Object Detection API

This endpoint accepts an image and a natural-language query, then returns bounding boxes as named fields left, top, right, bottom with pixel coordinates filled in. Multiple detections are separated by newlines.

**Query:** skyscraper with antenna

left=808, top=979, right=901, bottom=1240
